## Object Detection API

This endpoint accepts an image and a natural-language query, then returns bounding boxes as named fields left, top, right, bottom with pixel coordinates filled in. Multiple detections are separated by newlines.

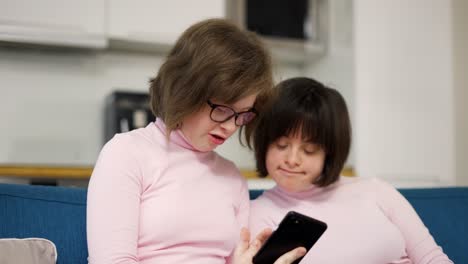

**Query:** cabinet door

left=108, top=0, right=225, bottom=45
left=0, top=0, right=107, bottom=48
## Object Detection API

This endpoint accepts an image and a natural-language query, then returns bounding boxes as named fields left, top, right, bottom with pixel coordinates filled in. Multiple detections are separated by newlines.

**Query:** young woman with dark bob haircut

left=87, top=19, right=304, bottom=264
left=250, top=77, right=453, bottom=263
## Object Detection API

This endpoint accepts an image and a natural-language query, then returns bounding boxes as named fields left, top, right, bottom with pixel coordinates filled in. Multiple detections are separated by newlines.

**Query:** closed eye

left=303, top=144, right=321, bottom=155
left=275, top=143, right=288, bottom=150
left=304, top=149, right=318, bottom=155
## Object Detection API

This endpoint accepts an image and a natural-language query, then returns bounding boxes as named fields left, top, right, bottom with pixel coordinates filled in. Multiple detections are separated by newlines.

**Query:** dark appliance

left=104, top=91, right=154, bottom=144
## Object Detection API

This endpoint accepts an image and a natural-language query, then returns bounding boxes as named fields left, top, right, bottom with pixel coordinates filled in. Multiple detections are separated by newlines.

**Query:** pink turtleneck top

left=249, top=177, right=453, bottom=264
left=87, top=119, right=249, bottom=264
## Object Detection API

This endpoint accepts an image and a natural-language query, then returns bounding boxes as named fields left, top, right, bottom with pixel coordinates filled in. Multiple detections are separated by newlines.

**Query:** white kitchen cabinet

left=108, top=0, right=225, bottom=52
left=0, top=0, right=107, bottom=48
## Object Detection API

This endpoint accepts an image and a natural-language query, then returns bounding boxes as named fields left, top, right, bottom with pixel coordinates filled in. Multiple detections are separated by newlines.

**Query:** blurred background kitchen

left=0, top=0, right=466, bottom=189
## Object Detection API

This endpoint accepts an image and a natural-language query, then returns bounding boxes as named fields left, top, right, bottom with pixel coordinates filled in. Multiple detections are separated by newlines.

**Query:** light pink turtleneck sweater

left=87, top=119, right=249, bottom=264
left=249, top=177, right=453, bottom=264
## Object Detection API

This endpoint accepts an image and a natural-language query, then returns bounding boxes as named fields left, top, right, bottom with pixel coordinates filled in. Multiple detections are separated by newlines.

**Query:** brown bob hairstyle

left=254, top=77, right=351, bottom=187
left=149, top=18, right=273, bottom=144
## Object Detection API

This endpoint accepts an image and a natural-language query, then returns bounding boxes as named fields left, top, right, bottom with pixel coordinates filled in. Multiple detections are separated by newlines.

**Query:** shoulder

left=357, top=177, right=398, bottom=194
left=103, top=123, right=164, bottom=156
left=96, top=124, right=170, bottom=176
left=340, top=177, right=405, bottom=207
left=336, top=176, right=394, bottom=192
left=322, top=176, right=399, bottom=203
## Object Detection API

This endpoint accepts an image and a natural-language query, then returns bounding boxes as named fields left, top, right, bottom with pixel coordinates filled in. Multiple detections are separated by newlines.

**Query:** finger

left=273, top=247, right=307, bottom=264
left=240, top=227, right=250, bottom=243
left=246, top=228, right=273, bottom=257
left=234, top=227, right=251, bottom=255
left=254, top=228, right=273, bottom=247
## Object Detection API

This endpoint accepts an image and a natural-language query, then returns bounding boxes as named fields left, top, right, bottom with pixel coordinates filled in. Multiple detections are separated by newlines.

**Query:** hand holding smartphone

left=252, top=211, right=327, bottom=264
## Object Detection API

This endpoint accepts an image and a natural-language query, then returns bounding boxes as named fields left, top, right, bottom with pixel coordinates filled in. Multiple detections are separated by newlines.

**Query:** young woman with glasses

left=86, top=19, right=305, bottom=264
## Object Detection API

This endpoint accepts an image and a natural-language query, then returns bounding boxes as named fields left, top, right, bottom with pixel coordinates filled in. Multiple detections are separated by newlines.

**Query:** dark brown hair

left=149, top=18, right=273, bottom=143
left=254, top=77, right=351, bottom=187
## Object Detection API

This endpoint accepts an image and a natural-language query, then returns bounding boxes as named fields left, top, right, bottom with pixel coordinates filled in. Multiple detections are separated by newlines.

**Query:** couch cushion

left=399, top=187, right=468, bottom=264
left=0, top=184, right=87, bottom=264
left=0, top=238, right=57, bottom=264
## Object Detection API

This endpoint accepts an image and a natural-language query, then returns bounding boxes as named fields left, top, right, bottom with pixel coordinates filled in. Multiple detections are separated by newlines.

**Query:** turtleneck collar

left=273, top=180, right=327, bottom=200
left=154, top=118, right=203, bottom=152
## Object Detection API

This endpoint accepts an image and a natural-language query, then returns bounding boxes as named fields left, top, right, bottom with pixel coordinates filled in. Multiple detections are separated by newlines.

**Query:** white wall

left=453, top=0, right=468, bottom=185
left=354, top=0, right=456, bottom=187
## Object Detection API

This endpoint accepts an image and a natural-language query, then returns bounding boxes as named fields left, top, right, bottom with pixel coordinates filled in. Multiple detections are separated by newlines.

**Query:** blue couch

left=1, top=183, right=467, bottom=264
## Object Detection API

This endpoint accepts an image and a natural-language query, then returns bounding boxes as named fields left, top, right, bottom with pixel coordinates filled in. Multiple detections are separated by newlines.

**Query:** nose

left=285, top=148, right=301, bottom=167
left=219, top=116, right=238, bottom=134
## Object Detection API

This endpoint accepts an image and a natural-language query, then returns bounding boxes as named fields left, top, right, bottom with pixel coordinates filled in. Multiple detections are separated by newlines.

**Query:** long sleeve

left=87, top=135, right=143, bottom=264
left=375, top=179, right=453, bottom=264
left=225, top=171, right=250, bottom=264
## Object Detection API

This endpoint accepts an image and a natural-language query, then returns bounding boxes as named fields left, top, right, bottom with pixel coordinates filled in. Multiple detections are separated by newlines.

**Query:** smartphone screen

left=253, top=211, right=327, bottom=264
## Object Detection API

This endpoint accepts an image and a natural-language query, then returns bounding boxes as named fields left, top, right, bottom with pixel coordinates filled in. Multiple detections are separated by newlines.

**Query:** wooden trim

left=341, top=167, right=355, bottom=177
left=0, top=165, right=93, bottom=179
left=0, top=164, right=355, bottom=180
left=240, top=169, right=258, bottom=179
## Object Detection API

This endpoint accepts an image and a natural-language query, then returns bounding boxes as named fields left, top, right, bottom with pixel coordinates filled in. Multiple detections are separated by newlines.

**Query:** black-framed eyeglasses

left=207, top=100, right=258, bottom=126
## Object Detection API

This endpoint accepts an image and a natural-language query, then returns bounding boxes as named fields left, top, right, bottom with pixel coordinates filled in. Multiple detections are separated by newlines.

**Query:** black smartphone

left=252, top=211, right=327, bottom=264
